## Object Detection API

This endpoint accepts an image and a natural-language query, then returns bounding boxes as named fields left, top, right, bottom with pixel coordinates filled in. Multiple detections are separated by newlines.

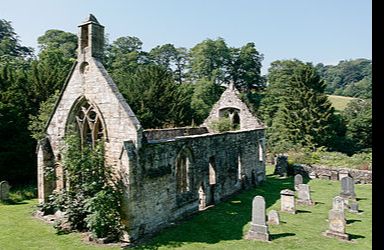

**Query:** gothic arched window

left=73, top=100, right=105, bottom=147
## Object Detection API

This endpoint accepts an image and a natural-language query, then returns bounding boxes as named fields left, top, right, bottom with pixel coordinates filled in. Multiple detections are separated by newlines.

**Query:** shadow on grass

left=131, top=174, right=295, bottom=249
left=296, top=209, right=311, bottom=214
left=346, top=219, right=361, bottom=224
left=0, top=200, right=28, bottom=205
left=349, top=233, right=365, bottom=240
left=356, top=197, right=367, bottom=201
left=270, top=232, right=296, bottom=240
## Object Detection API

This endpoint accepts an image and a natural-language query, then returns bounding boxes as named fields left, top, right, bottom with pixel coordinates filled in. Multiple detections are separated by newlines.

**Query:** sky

left=1, top=0, right=371, bottom=74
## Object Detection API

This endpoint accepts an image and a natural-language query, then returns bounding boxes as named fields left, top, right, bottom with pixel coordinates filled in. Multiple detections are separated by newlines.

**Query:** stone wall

left=143, top=127, right=209, bottom=142
left=123, top=128, right=266, bottom=241
left=292, top=164, right=372, bottom=184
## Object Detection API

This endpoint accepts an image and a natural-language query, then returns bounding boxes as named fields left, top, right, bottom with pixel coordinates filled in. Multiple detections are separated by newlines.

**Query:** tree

left=228, top=42, right=264, bottom=92
left=262, top=60, right=336, bottom=152
left=37, top=29, right=77, bottom=59
left=342, top=99, right=372, bottom=152
left=0, top=19, right=33, bottom=59
left=117, top=64, right=190, bottom=128
left=149, top=44, right=189, bottom=84
left=189, top=38, right=230, bottom=85
left=190, top=78, right=224, bottom=125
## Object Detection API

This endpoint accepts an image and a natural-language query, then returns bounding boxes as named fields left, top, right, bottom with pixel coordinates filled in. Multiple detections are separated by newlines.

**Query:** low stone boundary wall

left=291, top=164, right=372, bottom=184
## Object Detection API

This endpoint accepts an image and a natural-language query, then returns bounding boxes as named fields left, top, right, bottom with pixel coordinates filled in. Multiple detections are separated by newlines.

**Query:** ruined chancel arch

left=37, top=14, right=266, bottom=243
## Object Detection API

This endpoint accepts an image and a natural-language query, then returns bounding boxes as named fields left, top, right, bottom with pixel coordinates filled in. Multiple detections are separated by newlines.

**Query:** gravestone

left=332, top=196, right=345, bottom=211
left=274, top=155, right=288, bottom=177
left=297, top=184, right=314, bottom=206
left=338, top=170, right=349, bottom=181
left=340, top=177, right=356, bottom=200
left=0, top=181, right=10, bottom=201
left=267, top=210, right=280, bottom=225
left=245, top=196, right=269, bottom=241
left=280, top=189, right=296, bottom=214
left=324, top=209, right=349, bottom=240
left=309, top=172, right=317, bottom=179
left=348, top=201, right=359, bottom=213
left=294, top=174, right=303, bottom=191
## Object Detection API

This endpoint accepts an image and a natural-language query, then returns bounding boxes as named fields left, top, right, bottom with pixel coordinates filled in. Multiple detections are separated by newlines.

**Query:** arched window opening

left=209, top=156, right=216, bottom=185
left=73, top=99, right=105, bottom=148
left=219, top=107, right=241, bottom=130
left=176, top=148, right=192, bottom=193
left=233, top=113, right=240, bottom=130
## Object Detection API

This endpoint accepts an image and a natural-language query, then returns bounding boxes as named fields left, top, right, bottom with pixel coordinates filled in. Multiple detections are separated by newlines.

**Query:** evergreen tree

left=262, top=60, right=336, bottom=152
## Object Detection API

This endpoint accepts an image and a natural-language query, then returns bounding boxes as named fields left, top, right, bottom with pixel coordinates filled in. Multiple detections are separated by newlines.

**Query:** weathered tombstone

left=0, top=181, right=11, bottom=201
left=280, top=189, right=296, bottom=214
left=274, top=155, right=288, bottom=177
left=348, top=200, right=359, bottom=213
left=294, top=174, right=303, bottom=191
left=338, top=170, right=349, bottom=181
left=332, top=196, right=345, bottom=211
left=297, top=184, right=314, bottom=206
left=309, top=171, right=317, bottom=179
left=245, top=196, right=269, bottom=241
left=330, top=171, right=339, bottom=181
left=324, top=209, right=349, bottom=240
left=267, top=210, right=280, bottom=225
left=340, top=177, right=356, bottom=200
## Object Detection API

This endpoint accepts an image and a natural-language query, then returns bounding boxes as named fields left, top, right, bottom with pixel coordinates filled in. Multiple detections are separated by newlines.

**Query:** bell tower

left=78, top=14, right=104, bottom=60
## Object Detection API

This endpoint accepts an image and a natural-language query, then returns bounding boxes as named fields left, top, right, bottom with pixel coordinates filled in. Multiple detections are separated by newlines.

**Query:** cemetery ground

left=0, top=166, right=371, bottom=249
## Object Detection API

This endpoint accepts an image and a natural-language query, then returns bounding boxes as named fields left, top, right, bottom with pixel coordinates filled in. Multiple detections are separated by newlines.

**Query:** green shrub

left=209, top=117, right=234, bottom=133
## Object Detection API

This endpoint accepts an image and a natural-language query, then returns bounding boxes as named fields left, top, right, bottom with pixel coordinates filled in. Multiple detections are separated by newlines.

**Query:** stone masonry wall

left=123, top=128, right=266, bottom=241
left=292, top=164, right=372, bottom=184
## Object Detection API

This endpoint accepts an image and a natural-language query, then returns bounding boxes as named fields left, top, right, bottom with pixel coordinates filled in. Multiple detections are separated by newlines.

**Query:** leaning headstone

left=332, top=196, right=345, bottom=211
left=294, top=174, right=303, bottom=191
left=297, top=184, right=314, bottom=206
left=280, top=189, right=296, bottom=214
left=0, top=181, right=11, bottom=201
left=324, top=209, right=349, bottom=240
left=340, top=177, right=356, bottom=200
left=267, top=210, right=280, bottom=225
left=245, top=196, right=269, bottom=241
left=338, top=170, right=349, bottom=181
left=348, top=200, right=359, bottom=213
left=274, top=155, right=288, bottom=177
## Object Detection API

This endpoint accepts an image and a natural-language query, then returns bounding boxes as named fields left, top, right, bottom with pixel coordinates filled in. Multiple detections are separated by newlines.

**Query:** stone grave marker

left=332, top=196, right=345, bottom=211
left=338, top=170, right=349, bottom=181
left=0, top=181, right=10, bottom=201
left=274, top=155, right=288, bottom=177
left=267, top=210, right=280, bottom=225
left=245, top=196, right=269, bottom=241
left=324, top=209, right=349, bottom=240
left=280, top=189, right=296, bottom=214
left=294, top=174, right=303, bottom=191
left=340, top=176, right=356, bottom=200
left=297, top=184, right=314, bottom=206
left=309, top=171, right=317, bottom=179
left=348, top=200, right=359, bottom=213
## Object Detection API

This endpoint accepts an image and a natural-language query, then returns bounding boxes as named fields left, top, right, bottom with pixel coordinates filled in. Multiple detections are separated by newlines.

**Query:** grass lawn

left=0, top=166, right=372, bottom=249
left=327, top=95, right=357, bottom=112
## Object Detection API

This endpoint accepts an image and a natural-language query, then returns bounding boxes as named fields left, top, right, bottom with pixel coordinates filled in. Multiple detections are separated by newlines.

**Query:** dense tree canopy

left=261, top=60, right=336, bottom=152
left=0, top=18, right=372, bottom=186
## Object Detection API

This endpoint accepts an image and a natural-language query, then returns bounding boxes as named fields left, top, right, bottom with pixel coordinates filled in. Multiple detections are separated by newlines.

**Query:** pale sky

left=0, top=0, right=372, bottom=74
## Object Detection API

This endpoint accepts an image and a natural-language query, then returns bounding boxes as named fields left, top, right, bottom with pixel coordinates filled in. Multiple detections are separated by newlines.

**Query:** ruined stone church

left=37, top=15, right=266, bottom=241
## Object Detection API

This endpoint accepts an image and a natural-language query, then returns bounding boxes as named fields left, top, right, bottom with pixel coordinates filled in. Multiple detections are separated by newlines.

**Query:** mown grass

left=327, top=95, right=357, bottom=112
left=0, top=166, right=371, bottom=249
